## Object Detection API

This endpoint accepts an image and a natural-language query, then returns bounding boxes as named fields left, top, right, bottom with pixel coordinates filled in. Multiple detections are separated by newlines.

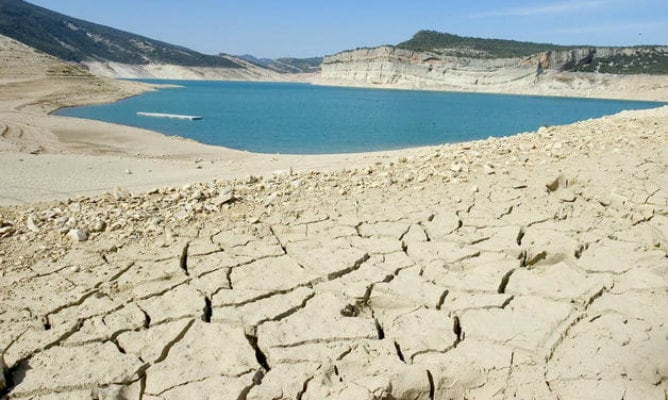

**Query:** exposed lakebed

left=57, top=80, right=664, bottom=154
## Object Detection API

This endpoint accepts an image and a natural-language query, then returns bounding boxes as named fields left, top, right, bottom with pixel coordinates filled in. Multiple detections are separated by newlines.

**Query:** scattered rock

left=0, top=223, right=14, bottom=238
left=26, top=216, right=40, bottom=233
left=91, top=219, right=107, bottom=233
left=211, top=189, right=234, bottom=207
left=173, top=210, right=189, bottom=221
left=450, top=162, right=467, bottom=173
left=190, top=190, right=204, bottom=201
left=340, top=304, right=360, bottom=317
left=483, top=163, right=496, bottom=174
left=545, top=174, right=569, bottom=192
left=66, top=228, right=88, bottom=241
left=558, top=189, right=577, bottom=202
left=113, top=186, right=130, bottom=200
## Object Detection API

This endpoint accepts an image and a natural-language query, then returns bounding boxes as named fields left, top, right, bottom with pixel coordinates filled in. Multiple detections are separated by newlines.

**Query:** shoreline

left=309, top=73, right=668, bottom=102
left=2, top=104, right=666, bottom=207
left=3, top=79, right=667, bottom=205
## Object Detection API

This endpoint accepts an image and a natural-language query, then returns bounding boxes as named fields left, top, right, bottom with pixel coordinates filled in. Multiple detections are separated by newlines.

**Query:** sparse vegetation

left=274, top=57, right=323, bottom=73
left=397, top=30, right=568, bottom=58
left=572, top=50, right=668, bottom=74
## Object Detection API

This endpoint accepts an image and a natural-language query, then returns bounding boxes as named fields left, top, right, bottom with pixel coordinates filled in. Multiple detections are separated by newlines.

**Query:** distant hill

left=0, top=0, right=243, bottom=68
left=237, top=54, right=323, bottom=73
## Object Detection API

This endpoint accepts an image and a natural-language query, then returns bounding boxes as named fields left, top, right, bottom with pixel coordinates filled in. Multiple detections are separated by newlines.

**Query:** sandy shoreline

left=1, top=74, right=665, bottom=205
left=311, top=78, right=668, bottom=102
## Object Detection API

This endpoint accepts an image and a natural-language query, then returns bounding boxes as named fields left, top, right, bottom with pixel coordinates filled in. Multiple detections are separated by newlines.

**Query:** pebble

left=211, top=190, right=234, bottom=207
left=91, top=220, right=107, bottom=233
left=173, top=210, right=189, bottom=221
left=66, top=229, right=88, bottom=242
left=0, top=225, right=14, bottom=237
left=26, top=216, right=40, bottom=233
left=113, top=186, right=130, bottom=201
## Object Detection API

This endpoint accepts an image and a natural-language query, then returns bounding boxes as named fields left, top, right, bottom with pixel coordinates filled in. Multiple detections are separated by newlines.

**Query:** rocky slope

left=318, top=42, right=668, bottom=100
left=0, top=0, right=282, bottom=80
left=0, top=106, right=667, bottom=399
left=82, top=58, right=286, bottom=81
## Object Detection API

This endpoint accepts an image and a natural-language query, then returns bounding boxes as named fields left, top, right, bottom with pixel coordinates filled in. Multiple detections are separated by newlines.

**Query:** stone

left=66, top=228, right=88, bottom=241
left=0, top=224, right=14, bottom=237
left=450, top=162, right=467, bottom=173
left=211, top=189, right=234, bottom=206
left=113, top=185, right=130, bottom=200
left=545, top=174, right=569, bottom=192
left=26, top=215, right=40, bottom=232
left=91, top=219, right=107, bottom=232
left=173, top=209, right=189, bottom=220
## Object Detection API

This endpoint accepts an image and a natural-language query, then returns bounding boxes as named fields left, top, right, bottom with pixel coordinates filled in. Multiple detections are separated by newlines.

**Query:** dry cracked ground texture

left=1, top=112, right=667, bottom=399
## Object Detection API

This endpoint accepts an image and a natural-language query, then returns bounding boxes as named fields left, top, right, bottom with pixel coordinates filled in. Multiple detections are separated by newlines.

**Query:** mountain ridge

left=0, top=0, right=244, bottom=68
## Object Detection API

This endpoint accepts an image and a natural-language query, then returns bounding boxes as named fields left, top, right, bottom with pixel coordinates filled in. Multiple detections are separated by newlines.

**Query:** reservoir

left=56, top=80, right=665, bottom=154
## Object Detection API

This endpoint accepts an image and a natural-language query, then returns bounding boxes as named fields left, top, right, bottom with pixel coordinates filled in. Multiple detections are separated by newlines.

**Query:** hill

left=0, top=0, right=243, bottom=68
left=237, top=54, right=323, bottom=73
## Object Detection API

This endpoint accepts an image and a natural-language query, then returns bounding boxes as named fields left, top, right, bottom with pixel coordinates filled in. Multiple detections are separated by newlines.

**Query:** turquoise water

left=56, top=80, right=664, bottom=154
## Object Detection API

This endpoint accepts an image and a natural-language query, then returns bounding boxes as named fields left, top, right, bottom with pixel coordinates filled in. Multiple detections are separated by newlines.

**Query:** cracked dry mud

left=1, top=107, right=667, bottom=399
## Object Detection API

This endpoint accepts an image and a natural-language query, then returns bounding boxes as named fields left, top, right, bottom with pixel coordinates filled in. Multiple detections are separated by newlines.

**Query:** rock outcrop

left=318, top=46, right=668, bottom=100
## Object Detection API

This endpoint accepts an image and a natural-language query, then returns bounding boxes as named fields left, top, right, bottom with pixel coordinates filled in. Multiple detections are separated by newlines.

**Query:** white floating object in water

left=137, top=112, right=202, bottom=120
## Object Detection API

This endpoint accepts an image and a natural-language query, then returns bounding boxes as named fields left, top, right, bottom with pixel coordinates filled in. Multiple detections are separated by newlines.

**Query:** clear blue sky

left=28, top=0, right=668, bottom=58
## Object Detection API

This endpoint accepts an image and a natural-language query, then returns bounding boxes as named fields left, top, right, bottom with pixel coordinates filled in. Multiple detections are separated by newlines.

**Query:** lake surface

left=56, top=80, right=664, bottom=154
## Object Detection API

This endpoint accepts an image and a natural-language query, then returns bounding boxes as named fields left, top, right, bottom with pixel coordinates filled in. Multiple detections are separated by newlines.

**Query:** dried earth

left=1, top=106, right=667, bottom=399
